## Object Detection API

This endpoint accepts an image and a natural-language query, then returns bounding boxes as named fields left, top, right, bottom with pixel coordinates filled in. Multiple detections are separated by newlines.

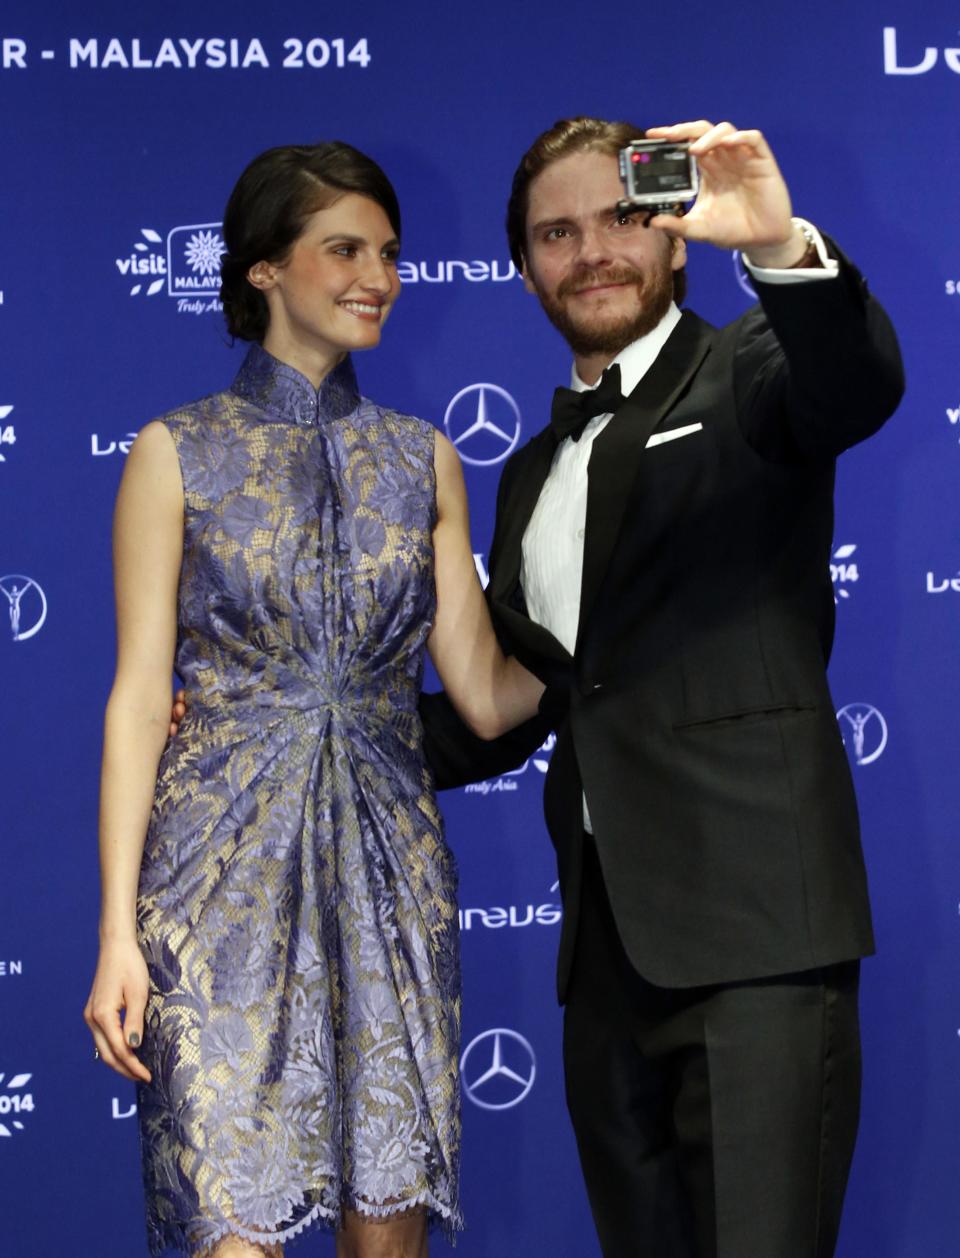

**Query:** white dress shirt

left=519, top=220, right=837, bottom=830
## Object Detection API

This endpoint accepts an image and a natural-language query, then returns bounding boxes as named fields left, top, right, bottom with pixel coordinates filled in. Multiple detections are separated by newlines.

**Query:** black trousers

left=563, top=839, right=862, bottom=1258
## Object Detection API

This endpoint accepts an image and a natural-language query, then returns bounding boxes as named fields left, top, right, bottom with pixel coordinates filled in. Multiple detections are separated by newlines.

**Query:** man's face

left=522, top=149, right=686, bottom=358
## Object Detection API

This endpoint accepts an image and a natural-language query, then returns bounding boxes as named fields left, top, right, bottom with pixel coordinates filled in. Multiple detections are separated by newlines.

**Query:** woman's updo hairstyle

left=220, top=141, right=402, bottom=343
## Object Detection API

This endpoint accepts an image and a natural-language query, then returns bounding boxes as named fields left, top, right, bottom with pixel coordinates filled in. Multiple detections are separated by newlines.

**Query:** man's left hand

left=169, top=688, right=186, bottom=737
left=643, top=120, right=808, bottom=267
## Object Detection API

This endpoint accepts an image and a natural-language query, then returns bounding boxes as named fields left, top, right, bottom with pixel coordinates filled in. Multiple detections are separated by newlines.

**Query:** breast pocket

left=636, top=417, right=716, bottom=512
left=645, top=421, right=704, bottom=450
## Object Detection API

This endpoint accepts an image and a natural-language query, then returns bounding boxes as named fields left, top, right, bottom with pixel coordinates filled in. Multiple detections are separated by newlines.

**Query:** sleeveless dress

left=135, top=345, right=462, bottom=1254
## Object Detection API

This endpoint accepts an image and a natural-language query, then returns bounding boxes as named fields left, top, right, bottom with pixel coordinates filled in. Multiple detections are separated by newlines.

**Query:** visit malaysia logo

left=115, top=223, right=226, bottom=312
left=831, top=542, right=860, bottom=603
left=463, top=733, right=556, bottom=796
left=0, top=1072, right=34, bottom=1137
left=0, top=404, right=14, bottom=464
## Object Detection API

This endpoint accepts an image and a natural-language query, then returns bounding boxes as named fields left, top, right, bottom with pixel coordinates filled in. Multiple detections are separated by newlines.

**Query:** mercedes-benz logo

left=0, top=574, right=47, bottom=642
left=732, top=250, right=757, bottom=301
left=460, top=1027, right=536, bottom=1110
left=836, top=703, right=888, bottom=766
left=443, top=383, right=522, bottom=467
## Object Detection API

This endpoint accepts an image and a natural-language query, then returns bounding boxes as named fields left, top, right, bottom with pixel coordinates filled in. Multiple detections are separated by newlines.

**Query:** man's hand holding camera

left=644, top=120, right=811, bottom=269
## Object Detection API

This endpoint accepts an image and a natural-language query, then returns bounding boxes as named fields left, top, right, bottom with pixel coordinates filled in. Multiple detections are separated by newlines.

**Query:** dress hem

left=150, top=1190, right=464, bottom=1255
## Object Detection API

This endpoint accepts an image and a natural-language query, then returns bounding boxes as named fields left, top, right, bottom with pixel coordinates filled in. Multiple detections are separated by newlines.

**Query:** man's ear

left=670, top=237, right=687, bottom=271
left=247, top=261, right=279, bottom=292
left=520, top=257, right=538, bottom=296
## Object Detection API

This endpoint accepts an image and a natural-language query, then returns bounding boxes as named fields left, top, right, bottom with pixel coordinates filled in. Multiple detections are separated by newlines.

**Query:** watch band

left=788, top=222, right=823, bottom=270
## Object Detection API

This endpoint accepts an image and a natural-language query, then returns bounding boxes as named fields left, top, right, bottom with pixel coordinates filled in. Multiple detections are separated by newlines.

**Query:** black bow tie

left=550, top=364, right=625, bottom=444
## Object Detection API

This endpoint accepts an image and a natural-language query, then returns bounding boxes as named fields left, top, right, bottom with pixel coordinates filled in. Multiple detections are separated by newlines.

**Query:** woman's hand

left=83, top=938, right=152, bottom=1083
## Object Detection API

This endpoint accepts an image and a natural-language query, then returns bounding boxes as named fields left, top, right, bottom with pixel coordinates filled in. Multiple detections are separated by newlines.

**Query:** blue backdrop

left=1, top=2, right=958, bottom=1254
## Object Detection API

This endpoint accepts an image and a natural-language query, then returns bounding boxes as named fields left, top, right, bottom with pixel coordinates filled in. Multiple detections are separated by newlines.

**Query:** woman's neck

left=260, top=328, right=346, bottom=390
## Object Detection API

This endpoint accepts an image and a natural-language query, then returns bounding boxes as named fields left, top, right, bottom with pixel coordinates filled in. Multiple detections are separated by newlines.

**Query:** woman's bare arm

left=83, top=420, right=183, bottom=1081
left=428, top=433, right=544, bottom=740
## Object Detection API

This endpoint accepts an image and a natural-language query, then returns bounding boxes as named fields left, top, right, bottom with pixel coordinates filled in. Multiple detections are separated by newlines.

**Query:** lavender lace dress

left=136, top=345, right=461, bottom=1254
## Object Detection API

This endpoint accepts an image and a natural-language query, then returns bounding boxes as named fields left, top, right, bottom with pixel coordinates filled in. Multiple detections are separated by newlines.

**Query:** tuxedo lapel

left=488, top=429, right=573, bottom=667
left=488, top=429, right=555, bottom=609
left=576, top=311, right=713, bottom=642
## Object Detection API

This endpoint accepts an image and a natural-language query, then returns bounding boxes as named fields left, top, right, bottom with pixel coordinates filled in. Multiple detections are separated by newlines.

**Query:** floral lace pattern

left=136, top=345, right=461, bottom=1254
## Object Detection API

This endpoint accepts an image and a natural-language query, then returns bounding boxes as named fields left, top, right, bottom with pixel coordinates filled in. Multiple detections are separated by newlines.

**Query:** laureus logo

left=836, top=704, right=888, bottom=766
left=925, top=570, right=960, bottom=594
left=883, top=27, right=960, bottom=75
left=0, top=574, right=47, bottom=642
left=459, top=880, right=562, bottom=932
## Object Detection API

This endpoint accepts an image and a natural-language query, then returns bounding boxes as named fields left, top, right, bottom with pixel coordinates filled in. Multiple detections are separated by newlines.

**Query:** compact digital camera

left=617, top=140, right=699, bottom=216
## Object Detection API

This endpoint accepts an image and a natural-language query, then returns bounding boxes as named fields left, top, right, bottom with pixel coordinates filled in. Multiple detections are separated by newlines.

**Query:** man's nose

left=575, top=224, right=612, bottom=268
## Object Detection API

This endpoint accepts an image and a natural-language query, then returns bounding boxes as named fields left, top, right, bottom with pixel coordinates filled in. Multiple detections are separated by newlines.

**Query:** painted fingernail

left=128, top=1032, right=141, bottom=1048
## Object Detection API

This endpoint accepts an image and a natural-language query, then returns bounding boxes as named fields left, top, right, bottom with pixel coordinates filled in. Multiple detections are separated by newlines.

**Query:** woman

left=83, top=141, right=544, bottom=1258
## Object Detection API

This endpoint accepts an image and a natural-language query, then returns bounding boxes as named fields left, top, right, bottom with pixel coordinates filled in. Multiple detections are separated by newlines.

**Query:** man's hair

left=505, top=116, right=687, bottom=305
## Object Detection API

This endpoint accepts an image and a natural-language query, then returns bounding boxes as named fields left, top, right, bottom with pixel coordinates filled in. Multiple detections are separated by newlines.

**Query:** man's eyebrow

left=529, top=216, right=576, bottom=234
left=529, top=206, right=624, bottom=234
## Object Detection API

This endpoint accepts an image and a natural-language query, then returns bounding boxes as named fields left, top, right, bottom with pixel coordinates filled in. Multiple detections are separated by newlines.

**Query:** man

left=422, top=117, right=904, bottom=1258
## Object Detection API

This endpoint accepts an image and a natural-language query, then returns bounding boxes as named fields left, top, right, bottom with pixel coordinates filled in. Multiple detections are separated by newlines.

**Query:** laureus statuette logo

left=0, top=574, right=47, bottom=642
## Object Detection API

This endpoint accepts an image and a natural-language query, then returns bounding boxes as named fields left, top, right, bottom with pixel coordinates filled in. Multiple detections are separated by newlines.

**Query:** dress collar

left=231, top=343, right=361, bottom=426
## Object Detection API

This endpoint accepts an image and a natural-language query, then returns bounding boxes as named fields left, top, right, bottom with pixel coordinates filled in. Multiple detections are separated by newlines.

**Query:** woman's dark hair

left=220, top=141, right=402, bottom=343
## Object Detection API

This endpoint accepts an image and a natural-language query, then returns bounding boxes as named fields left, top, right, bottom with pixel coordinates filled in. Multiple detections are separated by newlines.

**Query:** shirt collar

left=231, top=342, right=361, bottom=426
left=570, top=303, right=682, bottom=397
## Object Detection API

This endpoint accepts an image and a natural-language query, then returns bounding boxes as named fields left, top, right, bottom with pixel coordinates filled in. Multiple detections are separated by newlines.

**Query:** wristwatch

left=789, top=221, right=822, bottom=269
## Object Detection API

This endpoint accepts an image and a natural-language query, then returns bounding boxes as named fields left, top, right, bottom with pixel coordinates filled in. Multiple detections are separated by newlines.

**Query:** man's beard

left=534, top=254, right=676, bottom=358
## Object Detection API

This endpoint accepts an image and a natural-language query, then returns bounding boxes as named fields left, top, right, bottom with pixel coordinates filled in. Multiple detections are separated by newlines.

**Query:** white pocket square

left=645, top=422, right=703, bottom=448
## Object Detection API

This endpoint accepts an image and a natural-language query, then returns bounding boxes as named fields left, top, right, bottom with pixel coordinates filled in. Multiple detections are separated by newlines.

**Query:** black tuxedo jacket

left=422, top=246, right=904, bottom=998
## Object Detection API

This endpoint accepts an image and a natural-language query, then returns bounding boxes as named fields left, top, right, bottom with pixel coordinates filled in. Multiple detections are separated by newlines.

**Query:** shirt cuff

left=742, top=218, right=839, bottom=285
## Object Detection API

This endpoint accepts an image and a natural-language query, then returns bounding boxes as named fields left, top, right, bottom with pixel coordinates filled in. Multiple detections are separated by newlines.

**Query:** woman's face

left=255, top=193, right=401, bottom=372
